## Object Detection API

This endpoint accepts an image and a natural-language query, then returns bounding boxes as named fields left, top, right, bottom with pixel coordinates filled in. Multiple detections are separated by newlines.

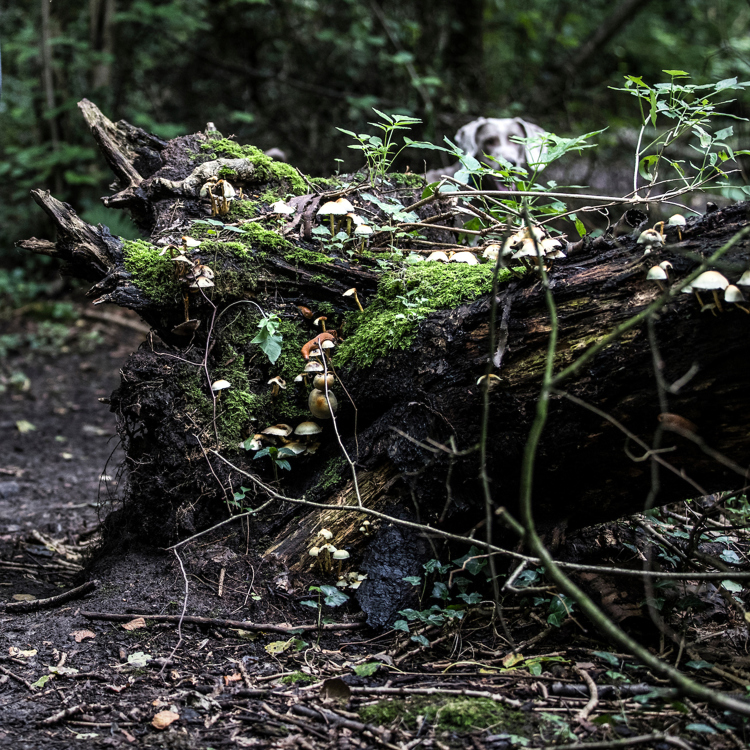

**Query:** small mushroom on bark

left=267, top=376, right=286, bottom=397
left=343, top=288, right=364, bottom=311
left=691, top=271, right=729, bottom=311
left=309, top=388, right=338, bottom=419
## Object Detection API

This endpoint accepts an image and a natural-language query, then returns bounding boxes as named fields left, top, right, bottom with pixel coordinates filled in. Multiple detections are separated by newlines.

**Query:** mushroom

left=343, top=288, right=364, bottom=312
left=636, top=228, right=665, bottom=249
left=182, top=236, right=202, bottom=249
left=668, top=214, right=686, bottom=226
left=354, top=223, right=374, bottom=250
left=691, top=270, right=729, bottom=311
left=426, top=251, right=450, bottom=262
left=282, top=441, right=307, bottom=455
left=313, top=373, right=335, bottom=390
left=309, top=388, right=338, bottom=419
left=304, top=441, right=321, bottom=455
left=481, top=245, right=501, bottom=262
left=313, top=316, right=328, bottom=331
left=302, top=331, right=338, bottom=360
left=295, top=421, right=323, bottom=437
left=646, top=265, right=668, bottom=291
left=317, top=200, right=348, bottom=236
left=262, top=424, right=293, bottom=438
left=243, top=434, right=264, bottom=451
left=171, top=319, right=200, bottom=336
left=725, top=285, right=750, bottom=313
left=294, top=373, right=309, bottom=386
left=332, top=549, right=350, bottom=575
left=318, top=528, right=333, bottom=541
left=267, top=376, right=286, bottom=397
left=450, top=251, right=479, bottom=265
left=211, top=380, right=231, bottom=400
left=270, top=200, right=295, bottom=216
left=304, top=361, right=325, bottom=373
left=737, top=270, right=750, bottom=288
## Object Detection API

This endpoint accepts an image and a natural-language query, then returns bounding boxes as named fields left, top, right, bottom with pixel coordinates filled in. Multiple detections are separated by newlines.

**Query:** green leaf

left=353, top=663, right=379, bottom=677
left=410, top=634, right=429, bottom=647
left=31, top=674, right=50, bottom=689
left=685, top=660, right=713, bottom=670
left=686, top=723, right=717, bottom=734
left=300, top=600, right=318, bottom=609
left=276, top=460, right=292, bottom=472
left=721, top=579, right=742, bottom=592
left=320, top=584, right=349, bottom=608
left=663, top=70, right=689, bottom=77
left=393, top=619, right=410, bottom=633
left=593, top=651, right=620, bottom=667
left=402, top=576, right=421, bottom=586
left=574, top=218, right=586, bottom=238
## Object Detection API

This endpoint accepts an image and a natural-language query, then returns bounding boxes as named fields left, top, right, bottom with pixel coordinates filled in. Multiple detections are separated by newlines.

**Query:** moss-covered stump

left=16, top=100, right=750, bottom=626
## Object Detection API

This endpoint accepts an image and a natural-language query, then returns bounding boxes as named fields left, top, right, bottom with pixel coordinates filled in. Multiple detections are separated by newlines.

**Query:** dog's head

left=454, top=117, right=548, bottom=170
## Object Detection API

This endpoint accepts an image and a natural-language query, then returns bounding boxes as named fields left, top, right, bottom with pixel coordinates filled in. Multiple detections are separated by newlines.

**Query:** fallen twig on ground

left=3, top=580, right=97, bottom=613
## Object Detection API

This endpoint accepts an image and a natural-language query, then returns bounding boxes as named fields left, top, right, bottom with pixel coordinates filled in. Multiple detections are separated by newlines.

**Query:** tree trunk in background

left=16, top=100, right=750, bottom=625
left=90, top=0, right=116, bottom=90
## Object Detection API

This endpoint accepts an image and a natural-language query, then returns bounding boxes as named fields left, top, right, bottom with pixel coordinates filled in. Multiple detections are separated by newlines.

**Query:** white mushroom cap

left=737, top=270, right=750, bottom=287
left=282, top=442, right=306, bottom=455
left=317, top=201, right=348, bottom=217
left=220, top=182, right=236, bottom=199
left=321, top=339, right=336, bottom=349
left=332, top=549, right=350, bottom=560
left=309, top=388, right=337, bottom=419
left=347, top=213, right=366, bottom=226
left=270, top=200, right=295, bottom=215
left=244, top=435, right=263, bottom=451
left=482, top=245, right=501, bottom=261
left=426, top=251, right=450, bottom=262
left=512, top=239, right=544, bottom=258
left=309, top=546, right=320, bottom=557
left=294, top=374, right=306, bottom=383
left=334, top=197, right=355, bottom=213
left=295, top=421, right=323, bottom=436
left=646, top=266, right=668, bottom=281
left=541, top=238, right=562, bottom=254
left=322, top=544, right=337, bottom=553
left=637, top=229, right=664, bottom=247
left=171, top=254, right=194, bottom=264
left=336, top=579, right=348, bottom=588
left=304, top=361, right=325, bottom=373
left=195, top=265, right=214, bottom=280
left=546, top=249, right=567, bottom=259
left=318, top=528, right=333, bottom=540
left=354, top=224, right=374, bottom=236
left=313, top=373, right=335, bottom=390
left=268, top=376, right=287, bottom=389
left=343, top=288, right=359, bottom=297
left=725, top=285, right=746, bottom=303
left=659, top=261, right=673, bottom=272
left=668, top=214, right=686, bottom=226
left=190, top=277, right=215, bottom=288
left=262, top=424, right=293, bottom=437
left=450, top=251, right=479, bottom=265
left=211, top=379, right=231, bottom=391
left=183, top=237, right=202, bottom=248
left=691, top=271, right=729, bottom=290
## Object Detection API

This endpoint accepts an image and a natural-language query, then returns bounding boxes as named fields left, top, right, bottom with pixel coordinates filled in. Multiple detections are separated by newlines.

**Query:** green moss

left=280, top=671, right=317, bottom=685
left=336, top=262, right=512, bottom=369
left=202, top=138, right=307, bottom=195
left=310, top=273, right=335, bottom=286
left=316, top=301, right=335, bottom=315
left=229, top=200, right=263, bottom=220
left=122, top=239, right=180, bottom=305
left=309, top=176, right=344, bottom=190
left=283, top=246, right=334, bottom=265
left=360, top=697, right=527, bottom=733
left=317, top=456, right=346, bottom=493
left=241, top=223, right=291, bottom=252
left=218, top=165, right=238, bottom=179
left=389, top=172, right=425, bottom=188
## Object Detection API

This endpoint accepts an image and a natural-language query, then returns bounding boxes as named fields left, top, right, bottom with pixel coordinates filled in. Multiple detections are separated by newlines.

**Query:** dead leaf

left=8, top=647, right=37, bottom=658
left=15, top=420, right=36, bottom=434
left=11, top=594, right=36, bottom=602
left=224, top=673, right=242, bottom=684
left=264, top=640, right=292, bottom=655
left=502, top=652, right=524, bottom=668
left=320, top=677, right=351, bottom=702
left=122, top=617, right=146, bottom=631
left=71, top=630, right=96, bottom=643
left=121, top=729, right=136, bottom=743
left=151, top=710, right=180, bottom=730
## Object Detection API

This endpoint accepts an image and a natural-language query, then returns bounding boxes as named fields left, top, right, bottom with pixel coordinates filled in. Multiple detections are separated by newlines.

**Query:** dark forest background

left=1, top=0, right=749, bottom=297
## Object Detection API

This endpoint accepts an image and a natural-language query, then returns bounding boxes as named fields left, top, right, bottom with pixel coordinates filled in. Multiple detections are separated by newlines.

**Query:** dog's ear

left=454, top=118, right=486, bottom=157
left=513, top=118, right=548, bottom=169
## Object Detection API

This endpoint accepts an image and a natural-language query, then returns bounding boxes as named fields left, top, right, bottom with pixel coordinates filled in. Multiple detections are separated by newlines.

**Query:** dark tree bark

left=16, top=101, right=750, bottom=623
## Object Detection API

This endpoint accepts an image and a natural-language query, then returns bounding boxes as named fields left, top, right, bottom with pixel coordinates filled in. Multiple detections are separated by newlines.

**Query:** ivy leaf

left=353, top=663, right=379, bottom=677
left=320, top=585, right=349, bottom=608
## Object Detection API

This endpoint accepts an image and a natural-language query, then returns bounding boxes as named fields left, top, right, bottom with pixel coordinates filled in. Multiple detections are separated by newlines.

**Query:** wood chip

left=151, top=710, right=180, bottom=730
left=121, top=617, right=146, bottom=631
left=71, top=630, right=96, bottom=643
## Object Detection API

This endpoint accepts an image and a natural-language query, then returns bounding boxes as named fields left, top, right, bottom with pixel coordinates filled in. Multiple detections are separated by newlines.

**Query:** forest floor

left=1, top=301, right=749, bottom=749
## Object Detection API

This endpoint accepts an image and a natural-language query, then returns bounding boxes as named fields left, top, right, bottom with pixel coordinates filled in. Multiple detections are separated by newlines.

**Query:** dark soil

left=1, top=304, right=749, bottom=749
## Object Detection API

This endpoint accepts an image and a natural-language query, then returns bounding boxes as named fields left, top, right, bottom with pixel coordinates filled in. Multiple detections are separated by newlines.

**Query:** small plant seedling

left=253, top=445, right=295, bottom=482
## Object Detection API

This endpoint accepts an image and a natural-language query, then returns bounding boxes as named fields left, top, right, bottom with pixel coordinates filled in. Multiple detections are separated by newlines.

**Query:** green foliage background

left=1, top=0, right=749, bottom=296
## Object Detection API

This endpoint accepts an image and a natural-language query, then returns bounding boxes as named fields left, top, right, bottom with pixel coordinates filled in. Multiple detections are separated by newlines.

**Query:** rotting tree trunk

left=16, top=101, right=750, bottom=624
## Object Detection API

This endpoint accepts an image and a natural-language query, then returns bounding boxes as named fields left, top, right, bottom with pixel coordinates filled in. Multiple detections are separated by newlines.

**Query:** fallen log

left=16, top=101, right=750, bottom=625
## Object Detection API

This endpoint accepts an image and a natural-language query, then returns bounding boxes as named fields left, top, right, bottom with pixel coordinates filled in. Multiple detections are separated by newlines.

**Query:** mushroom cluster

left=669, top=269, right=750, bottom=315
left=308, top=528, right=364, bottom=585
left=244, top=421, right=323, bottom=456
left=316, top=197, right=370, bottom=238
left=482, top=226, right=566, bottom=270
left=199, top=177, right=238, bottom=216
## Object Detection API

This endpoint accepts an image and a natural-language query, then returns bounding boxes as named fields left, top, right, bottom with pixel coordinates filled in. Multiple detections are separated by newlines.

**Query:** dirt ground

left=1, top=303, right=749, bottom=749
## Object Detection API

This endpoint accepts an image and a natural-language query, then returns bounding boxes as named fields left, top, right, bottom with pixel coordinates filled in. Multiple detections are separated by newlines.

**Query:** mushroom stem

left=737, top=305, right=750, bottom=314
left=693, top=290, right=704, bottom=307
left=712, top=290, right=724, bottom=312
left=353, top=291, right=364, bottom=312
left=208, top=189, right=218, bottom=217
left=329, top=215, right=335, bottom=237
left=271, top=384, right=279, bottom=397
left=183, top=292, right=190, bottom=322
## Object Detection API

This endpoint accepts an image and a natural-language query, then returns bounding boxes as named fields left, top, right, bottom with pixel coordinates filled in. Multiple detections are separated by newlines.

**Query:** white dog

left=424, top=117, right=548, bottom=183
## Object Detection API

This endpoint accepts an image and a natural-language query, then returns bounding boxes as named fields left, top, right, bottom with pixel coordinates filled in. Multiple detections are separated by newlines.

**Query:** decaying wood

left=16, top=100, right=750, bottom=624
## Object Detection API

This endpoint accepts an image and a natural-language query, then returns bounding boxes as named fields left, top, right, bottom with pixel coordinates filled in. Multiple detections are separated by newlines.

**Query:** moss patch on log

left=201, top=138, right=307, bottom=196
left=336, top=262, right=511, bottom=369
left=122, top=239, right=180, bottom=304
